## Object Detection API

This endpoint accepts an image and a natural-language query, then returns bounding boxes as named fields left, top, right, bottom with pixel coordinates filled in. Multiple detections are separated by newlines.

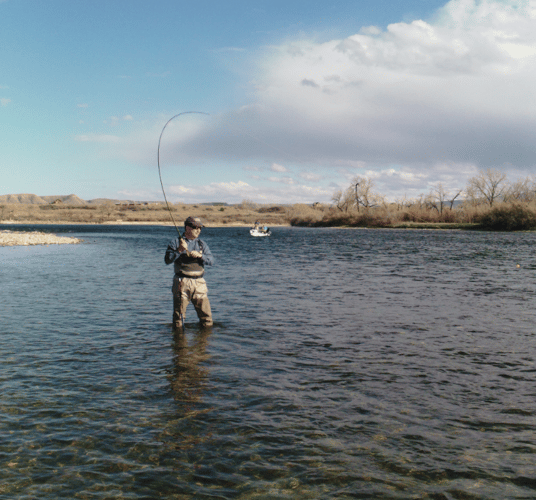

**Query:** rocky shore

left=0, top=230, right=82, bottom=247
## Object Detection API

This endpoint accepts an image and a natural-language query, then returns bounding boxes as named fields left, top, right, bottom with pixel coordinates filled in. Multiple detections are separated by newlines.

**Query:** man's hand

left=178, top=238, right=188, bottom=254
left=178, top=238, right=201, bottom=258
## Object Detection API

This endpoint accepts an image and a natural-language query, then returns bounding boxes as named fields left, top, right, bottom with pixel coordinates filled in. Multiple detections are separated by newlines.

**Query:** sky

left=1, top=0, right=536, bottom=205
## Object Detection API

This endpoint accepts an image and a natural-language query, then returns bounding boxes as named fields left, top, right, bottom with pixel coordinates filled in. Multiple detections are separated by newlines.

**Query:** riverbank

left=0, top=202, right=290, bottom=227
left=0, top=230, right=83, bottom=246
left=0, top=219, right=291, bottom=228
left=0, top=219, right=475, bottom=230
left=373, top=222, right=479, bottom=230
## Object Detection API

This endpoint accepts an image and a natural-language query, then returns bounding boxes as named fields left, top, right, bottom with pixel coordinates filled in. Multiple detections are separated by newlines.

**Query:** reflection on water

left=170, top=329, right=211, bottom=407
left=164, top=329, right=214, bottom=450
left=0, top=224, right=535, bottom=499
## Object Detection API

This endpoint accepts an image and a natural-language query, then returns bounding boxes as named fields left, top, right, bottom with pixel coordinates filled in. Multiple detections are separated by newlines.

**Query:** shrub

left=286, top=204, right=324, bottom=226
left=239, top=199, right=257, bottom=210
left=478, top=205, right=536, bottom=231
left=351, top=213, right=392, bottom=227
left=303, top=211, right=392, bottom=228
left=258, top=205, right=286, bottom=213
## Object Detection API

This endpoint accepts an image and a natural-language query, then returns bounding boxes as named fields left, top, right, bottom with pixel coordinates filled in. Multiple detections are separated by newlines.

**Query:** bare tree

left=429, top=183, right=463, bottom=213
left=331, top=189, right=353, bottom=212
left=428, top=184, right=446, bottom=214
left=331, top=190, right=344, bottom=211
left=504, top=176, right=535, bottom=204
left=350, top=176, right=381, bottom=211
left=448, top=190, right=462, bottom=210
left=465, top=168, right=508, bottom=207
left=396, top=194, right=418, bottom=210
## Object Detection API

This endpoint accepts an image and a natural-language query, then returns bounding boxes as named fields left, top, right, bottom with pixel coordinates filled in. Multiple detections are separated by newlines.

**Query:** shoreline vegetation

left=2, top=167, right=536, bottom=236
left=293, top=167, right=536, bottom=232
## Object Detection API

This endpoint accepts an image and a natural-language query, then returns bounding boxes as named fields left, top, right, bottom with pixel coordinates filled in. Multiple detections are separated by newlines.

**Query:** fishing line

left=157, top=111, right=209, bottom=237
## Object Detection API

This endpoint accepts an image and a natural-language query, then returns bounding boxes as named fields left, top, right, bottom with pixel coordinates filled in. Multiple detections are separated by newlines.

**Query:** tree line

left=332, top=168, right=535, bottom=214
left=288, top=168, right=536, bottom=230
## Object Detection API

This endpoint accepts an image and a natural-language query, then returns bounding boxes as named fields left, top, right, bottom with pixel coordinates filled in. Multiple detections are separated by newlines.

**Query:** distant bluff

left=0, top=194, right=143, bottom=205
left=0, top=193, right=87, bottom=205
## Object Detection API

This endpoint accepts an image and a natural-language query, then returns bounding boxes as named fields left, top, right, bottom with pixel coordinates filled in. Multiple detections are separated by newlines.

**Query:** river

left=1, top=224, right=535, bottom=499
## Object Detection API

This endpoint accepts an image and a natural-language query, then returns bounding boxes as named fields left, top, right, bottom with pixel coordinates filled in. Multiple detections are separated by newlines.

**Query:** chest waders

left=174, top=239, right=206, bottom=329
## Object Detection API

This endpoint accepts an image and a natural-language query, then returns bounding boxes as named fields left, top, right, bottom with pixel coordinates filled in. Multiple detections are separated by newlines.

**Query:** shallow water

left=1, top=224, right=535, bottom=499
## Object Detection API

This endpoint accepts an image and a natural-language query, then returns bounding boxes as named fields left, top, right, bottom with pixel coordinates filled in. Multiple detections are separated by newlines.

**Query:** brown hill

left=0, top=193, right=48, bottom=204
left=41, top=194, right=87, bottom=205
left=1, top=193, right=165, bottom=206
left=87, top=198, right=139, bottom=205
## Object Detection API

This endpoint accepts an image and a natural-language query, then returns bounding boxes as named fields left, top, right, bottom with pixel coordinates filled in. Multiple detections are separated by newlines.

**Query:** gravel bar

left=0, top=230, right=82, bottom=247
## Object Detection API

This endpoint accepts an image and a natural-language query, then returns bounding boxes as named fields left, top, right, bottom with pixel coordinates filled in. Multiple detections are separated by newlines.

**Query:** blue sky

left=2, top=0, right=536, bottom=204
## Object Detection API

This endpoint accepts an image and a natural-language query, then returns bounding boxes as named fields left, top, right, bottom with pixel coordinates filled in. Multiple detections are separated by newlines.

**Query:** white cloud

left=160, top=1, right=535, bottom=193
left=162, top=179, right=333, bottom=204
left=270, top=163, right=288, bottom=172
left=360, top=26, right=382, bottom=36
left=171, top=180, right=252, bottom=196
left=299, top=171, right=322, bottom=181
left=169, top=185, right=193, bottom=194
left=165, top=180, right=256, bottom=203
left=0, top=98, right=11, bottom=106
left=78, top=0, right=536, bottom=202
left=77, top=103, right=88, bottom=108
left=211, top=180, right=251, bottom=190
left=268, top=176, right=294, bottom=184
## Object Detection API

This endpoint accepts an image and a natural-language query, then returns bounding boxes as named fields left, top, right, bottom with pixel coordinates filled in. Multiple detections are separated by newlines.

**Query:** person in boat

left=252, top=220, right=268, bottom=233
left=165, top=216, right=215, bottom=329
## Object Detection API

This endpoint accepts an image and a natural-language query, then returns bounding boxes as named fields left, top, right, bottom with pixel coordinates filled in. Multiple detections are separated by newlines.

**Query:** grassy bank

left=0, top=202, right=289, bottom=227
left=286, top=202, right=536, bottom=231
left=2, top=200, right=536, bottom=231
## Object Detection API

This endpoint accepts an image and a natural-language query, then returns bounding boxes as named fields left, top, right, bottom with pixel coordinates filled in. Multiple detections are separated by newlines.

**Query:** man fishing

left=165, top=216, right=214, bottom=329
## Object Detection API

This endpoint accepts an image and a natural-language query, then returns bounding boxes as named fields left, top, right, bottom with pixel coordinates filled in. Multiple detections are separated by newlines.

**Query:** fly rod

left=157, top=111, right=209, bottom=237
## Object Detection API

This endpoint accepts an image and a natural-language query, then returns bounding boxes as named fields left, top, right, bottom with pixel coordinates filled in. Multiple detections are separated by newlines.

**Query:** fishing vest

left=174, top=253, right=205, bottom=278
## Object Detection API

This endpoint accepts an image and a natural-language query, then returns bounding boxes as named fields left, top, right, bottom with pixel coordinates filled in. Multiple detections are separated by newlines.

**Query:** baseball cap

left=184, top=216, right=204, bottom=228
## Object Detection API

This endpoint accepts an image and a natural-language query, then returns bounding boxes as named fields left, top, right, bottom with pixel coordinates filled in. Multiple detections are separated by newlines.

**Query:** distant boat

left=250, top=225, right=271, bottom=237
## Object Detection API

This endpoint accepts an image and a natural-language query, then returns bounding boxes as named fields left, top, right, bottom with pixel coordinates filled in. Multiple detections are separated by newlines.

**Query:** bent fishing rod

left=157, top=111, right=209, bottom=238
